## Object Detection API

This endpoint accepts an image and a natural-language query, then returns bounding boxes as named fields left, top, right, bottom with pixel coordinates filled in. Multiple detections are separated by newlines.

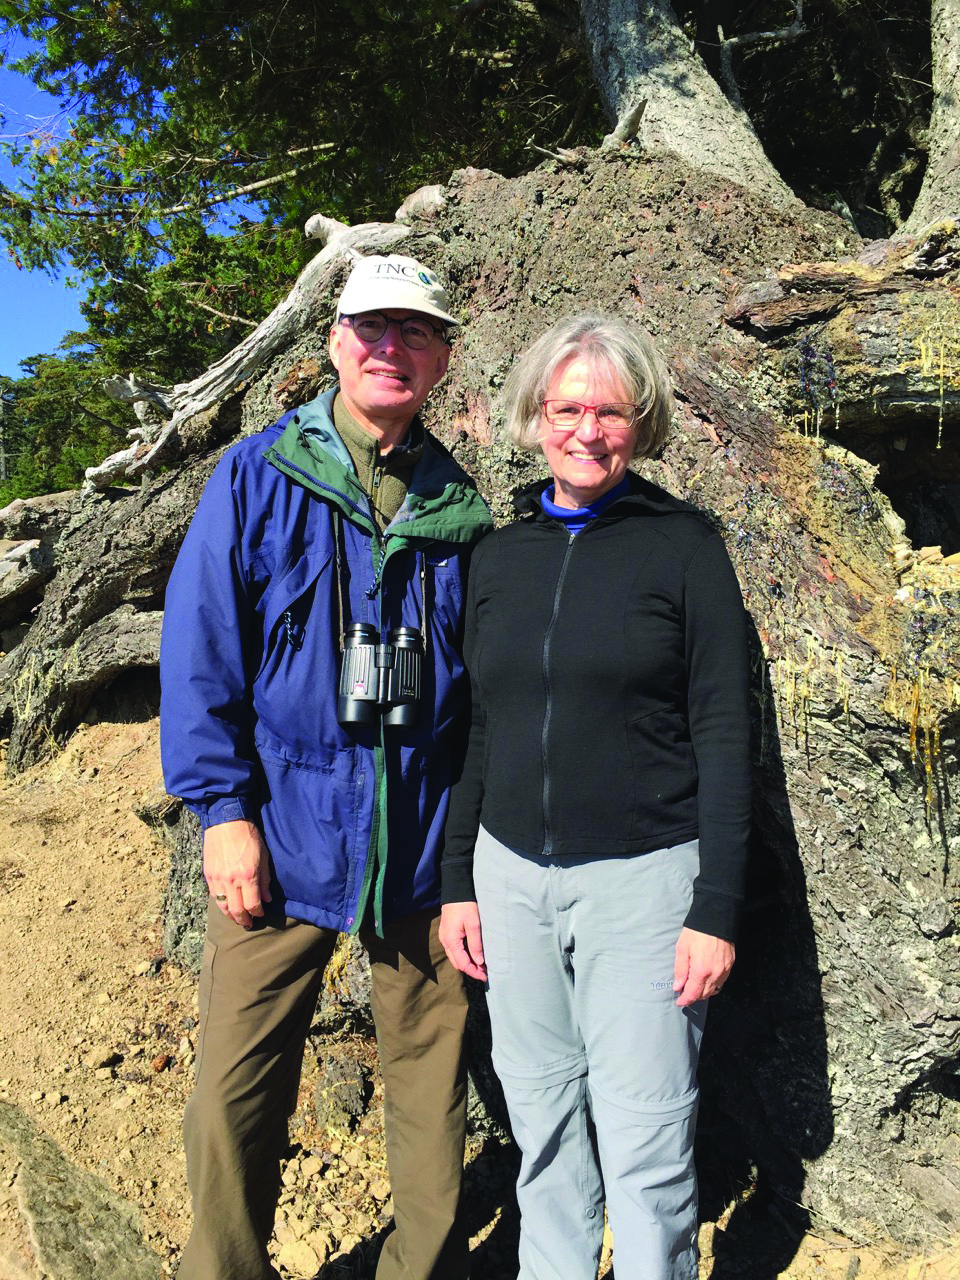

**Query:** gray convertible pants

left=474, top=828, right=707, bottom=1280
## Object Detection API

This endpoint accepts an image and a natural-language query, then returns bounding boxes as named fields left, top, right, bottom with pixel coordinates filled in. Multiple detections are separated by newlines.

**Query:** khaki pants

left=177, top=905, right=469, bottom=1280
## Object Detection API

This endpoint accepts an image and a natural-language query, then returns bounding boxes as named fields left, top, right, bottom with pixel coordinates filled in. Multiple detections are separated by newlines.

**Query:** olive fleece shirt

left=333, top=394, right=424, bottom=530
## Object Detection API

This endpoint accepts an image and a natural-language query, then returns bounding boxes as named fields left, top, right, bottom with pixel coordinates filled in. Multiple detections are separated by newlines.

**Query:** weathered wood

left=0, top=490, right=85, bottom=543
left=0, top=540, right=54, bottom=630
left=0, top=456, right=218, bottom=765
left=4, top=605, right=163, bottom=766
left=724, top=228, right=960, bottom=439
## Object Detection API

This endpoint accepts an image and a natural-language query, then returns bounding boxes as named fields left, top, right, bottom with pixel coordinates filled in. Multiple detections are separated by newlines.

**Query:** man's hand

left=439, top=902, right=487, bottom=982
left=673, top=926, right=734, bottom=1007
left=203, top=820, right=272, bottom=929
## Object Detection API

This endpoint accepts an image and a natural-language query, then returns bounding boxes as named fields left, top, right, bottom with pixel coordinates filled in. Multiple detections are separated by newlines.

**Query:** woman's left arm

left=673, top=927, right=735, bottom=1007
left=681, top=532, right=753, bottom=965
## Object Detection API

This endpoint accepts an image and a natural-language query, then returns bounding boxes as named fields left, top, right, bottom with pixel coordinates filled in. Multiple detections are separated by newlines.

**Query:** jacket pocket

left=254, top=550, right=334, bottom=680
left=627, top=707, right=698, bottom=836
left=254, top=733, right=368, bottom=919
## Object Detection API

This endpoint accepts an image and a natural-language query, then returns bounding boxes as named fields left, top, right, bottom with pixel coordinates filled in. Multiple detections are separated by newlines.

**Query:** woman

left=439, top=314, right=752, bottom=1280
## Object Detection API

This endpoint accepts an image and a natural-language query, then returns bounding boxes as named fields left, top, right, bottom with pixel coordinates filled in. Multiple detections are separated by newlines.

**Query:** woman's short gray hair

left=502, top=314, right=673, bottom=459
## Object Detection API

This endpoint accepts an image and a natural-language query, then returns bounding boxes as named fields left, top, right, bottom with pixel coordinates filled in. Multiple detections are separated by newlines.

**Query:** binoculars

left=337, top=623, right=423, bottom=727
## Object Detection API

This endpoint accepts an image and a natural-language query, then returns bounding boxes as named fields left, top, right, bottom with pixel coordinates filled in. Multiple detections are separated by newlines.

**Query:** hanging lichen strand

left=906, top=291, right=960, bottom=450
left=882, top=571, right=960, bottom=819
left=797, top=336, right=840, bottom=440
left=765, top=586, right=959, bottom=822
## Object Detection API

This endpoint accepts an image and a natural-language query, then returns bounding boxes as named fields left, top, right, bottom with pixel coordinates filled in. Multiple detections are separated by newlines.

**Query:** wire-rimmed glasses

left=540, top=400, right=639, bottom=431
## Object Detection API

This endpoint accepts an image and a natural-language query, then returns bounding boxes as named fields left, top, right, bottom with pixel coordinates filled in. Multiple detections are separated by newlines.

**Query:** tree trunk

left=578, top=0, right=797, bottom=208
left=903, top=0, right=960, bottom=232
left=1, top=151, right=958, bottom=1253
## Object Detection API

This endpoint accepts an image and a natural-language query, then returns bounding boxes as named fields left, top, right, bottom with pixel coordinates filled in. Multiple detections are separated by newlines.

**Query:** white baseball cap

left=336, top=254, right=458, bottom=328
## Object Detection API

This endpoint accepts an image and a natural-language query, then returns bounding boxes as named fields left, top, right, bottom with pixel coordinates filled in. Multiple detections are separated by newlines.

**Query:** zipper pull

left=366, top=534, right=386, bottom=599
left=283, top=609, right=303, bottom=650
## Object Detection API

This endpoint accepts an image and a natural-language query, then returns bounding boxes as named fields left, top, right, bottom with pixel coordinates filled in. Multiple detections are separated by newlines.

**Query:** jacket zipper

left=540, top=531, right=577, bottom=857
left=350, top=521, right=388, bottom=936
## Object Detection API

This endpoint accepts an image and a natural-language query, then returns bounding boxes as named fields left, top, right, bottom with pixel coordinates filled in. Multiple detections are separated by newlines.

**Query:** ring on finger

left=214, top=894, right=227, bottom=902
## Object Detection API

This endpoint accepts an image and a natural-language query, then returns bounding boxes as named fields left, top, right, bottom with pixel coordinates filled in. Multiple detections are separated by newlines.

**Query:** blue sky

left=0, top=37, right=86, bottom=379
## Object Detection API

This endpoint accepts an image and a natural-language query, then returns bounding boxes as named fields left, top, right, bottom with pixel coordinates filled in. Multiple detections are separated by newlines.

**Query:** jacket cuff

left=195, top=795, right=258, bottom=831
left=440, top=855, right=477, bottom=905
left=683, top=885, right=742, bottom=944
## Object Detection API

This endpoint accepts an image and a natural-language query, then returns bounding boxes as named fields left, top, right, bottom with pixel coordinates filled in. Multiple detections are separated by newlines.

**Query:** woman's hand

left=439, top=902, right=487, bottom=982
left=673, top=927, right=734, bottom=1007
left=203, top=819, right=273, bottom=929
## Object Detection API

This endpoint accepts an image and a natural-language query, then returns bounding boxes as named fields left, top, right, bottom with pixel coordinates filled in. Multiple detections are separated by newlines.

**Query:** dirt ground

left=0, top=712, right=955, bottom=1280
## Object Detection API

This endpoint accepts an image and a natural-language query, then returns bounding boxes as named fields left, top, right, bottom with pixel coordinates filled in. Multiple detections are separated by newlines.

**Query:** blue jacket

left=160, top=389, right=493, bottom=934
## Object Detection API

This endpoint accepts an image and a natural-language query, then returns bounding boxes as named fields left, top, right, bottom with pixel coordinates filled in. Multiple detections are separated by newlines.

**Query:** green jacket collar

left=263, top=388, right=492, bottom=545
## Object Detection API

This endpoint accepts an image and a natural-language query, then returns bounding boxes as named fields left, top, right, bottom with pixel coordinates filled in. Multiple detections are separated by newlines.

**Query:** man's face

left=328, top=309, right=451, bottom=440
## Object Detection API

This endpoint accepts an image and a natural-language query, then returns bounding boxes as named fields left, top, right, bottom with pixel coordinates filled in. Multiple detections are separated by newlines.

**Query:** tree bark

left=0, top=457, right=216, bottom=765
left=2, top=153, right=958, bottom=1252
left=578, top=0, right=797, bottom=207
left=903, top=0, right=960, bottom=232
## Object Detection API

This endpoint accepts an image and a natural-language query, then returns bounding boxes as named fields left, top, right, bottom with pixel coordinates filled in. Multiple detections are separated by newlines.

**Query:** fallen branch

left=718, top=3, right=807, bottom=116
left=526, top=137, right=581, bottom=166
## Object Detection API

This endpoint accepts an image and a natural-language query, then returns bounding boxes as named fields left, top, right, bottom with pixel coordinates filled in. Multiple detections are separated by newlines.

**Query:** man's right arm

left=160, top=452, right=271, bottom=927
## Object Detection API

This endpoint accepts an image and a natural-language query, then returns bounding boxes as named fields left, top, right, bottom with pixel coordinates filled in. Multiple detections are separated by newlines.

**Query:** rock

left=275, top=1237, right=319, bottom=1277
left=300, top=1228, right=331, bottom=1263
left=81, top=1044, right=122, bottom=1070
left=0, top=1099, right=164, bottom=1278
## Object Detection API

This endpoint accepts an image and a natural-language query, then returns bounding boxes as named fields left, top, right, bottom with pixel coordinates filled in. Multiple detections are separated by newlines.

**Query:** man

left=160, top=253, right=492, bottom=1280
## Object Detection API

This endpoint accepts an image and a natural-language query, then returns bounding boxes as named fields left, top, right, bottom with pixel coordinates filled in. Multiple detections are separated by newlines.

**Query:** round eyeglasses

left=540, top=400, right=639, bottom=431
left=341, top=311, right=448, bottom=351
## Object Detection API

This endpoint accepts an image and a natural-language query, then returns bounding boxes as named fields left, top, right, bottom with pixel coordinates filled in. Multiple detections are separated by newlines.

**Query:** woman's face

left=539, top=356, right=637, bottom=510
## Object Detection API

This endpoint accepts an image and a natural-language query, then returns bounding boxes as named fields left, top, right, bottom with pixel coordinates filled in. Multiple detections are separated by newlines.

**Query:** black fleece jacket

left=441, top=472, right=753, bottom=942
